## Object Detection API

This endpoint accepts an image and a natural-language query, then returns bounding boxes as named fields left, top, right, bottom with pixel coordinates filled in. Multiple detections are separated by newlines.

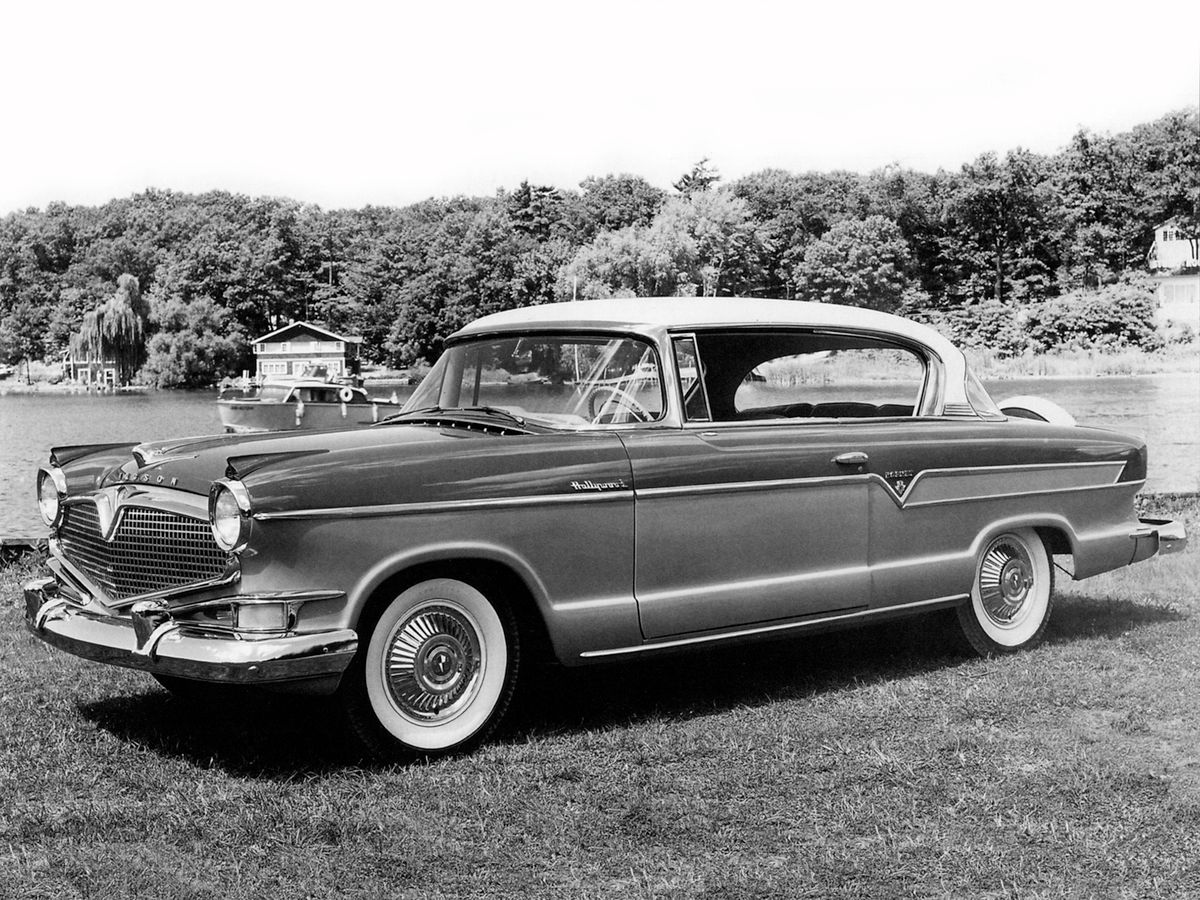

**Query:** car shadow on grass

left=504, top=594, right=1187, bottom=744
left=77, top=686, right=360, bottom=776
left=75, top=594, right=1185, bottom=775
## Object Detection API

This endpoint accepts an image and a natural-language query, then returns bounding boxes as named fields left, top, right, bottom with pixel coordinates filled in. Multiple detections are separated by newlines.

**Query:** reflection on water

left=0, top=374, right=1195, bottom=537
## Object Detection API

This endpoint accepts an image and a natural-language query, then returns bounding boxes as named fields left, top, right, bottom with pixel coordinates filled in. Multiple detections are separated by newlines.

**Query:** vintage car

left=24, top=298, right=1186, bottom=757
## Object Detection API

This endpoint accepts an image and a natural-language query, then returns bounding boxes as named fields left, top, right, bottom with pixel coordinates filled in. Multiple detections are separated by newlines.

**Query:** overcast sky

left=1, top=0, right=1197, bottom=215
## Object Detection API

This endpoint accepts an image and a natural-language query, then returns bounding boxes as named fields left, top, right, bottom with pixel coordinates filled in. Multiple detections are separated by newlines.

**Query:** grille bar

left=59, top=502, right=231, bottom=602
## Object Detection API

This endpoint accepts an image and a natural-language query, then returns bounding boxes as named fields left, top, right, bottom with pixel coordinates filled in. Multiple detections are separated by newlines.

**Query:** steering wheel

left=588, top=387, right=651, bottom=424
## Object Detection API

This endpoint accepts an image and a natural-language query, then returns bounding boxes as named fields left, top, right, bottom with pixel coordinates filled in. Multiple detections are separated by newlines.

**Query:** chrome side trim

left=580, top=594, right=966, bottom=658
left=900, top=478, right=1142, bottom=510
left=253, top=461, right=1132, bottom=521
left=638, top=474, right=866, bottom=499
left=636, top=564, right=870, bottom=606
left=892, top=460, right=1126, bottom=507
left=255, top=490, right=634, bottom=522
left=637, top=462, right=1128, bottom=506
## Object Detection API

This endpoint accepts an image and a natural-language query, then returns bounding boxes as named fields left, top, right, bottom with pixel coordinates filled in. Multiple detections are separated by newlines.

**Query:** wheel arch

left=348, top=543, right=556, bottom=662
left=967, top=514, right=1078, bottom=567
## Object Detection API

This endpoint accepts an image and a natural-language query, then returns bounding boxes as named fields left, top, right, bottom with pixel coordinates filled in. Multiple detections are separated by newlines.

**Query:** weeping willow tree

left=73, top=274, right=149, bottom=385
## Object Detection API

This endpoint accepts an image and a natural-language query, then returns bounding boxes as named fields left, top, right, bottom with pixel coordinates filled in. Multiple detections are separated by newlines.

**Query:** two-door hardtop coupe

left=25, top=298, right=1186, bottom=756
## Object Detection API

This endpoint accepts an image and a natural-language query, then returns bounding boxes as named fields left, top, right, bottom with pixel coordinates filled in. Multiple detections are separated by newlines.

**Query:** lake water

left=0, top=374, right=1196, bottom=538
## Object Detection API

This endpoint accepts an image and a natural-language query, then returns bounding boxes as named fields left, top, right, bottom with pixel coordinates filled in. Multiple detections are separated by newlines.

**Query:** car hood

left=55, top=419, right=632, bottom=515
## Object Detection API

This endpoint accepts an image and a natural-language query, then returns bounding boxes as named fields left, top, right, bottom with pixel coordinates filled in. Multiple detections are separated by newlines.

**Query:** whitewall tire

left=344, top=578, right=519, bottom=757
left=957, top=528, right=1054, bottom=655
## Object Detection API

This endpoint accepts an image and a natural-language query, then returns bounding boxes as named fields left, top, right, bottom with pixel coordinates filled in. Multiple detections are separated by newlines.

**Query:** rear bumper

left=1130, top=517, right=1188, bottom=564
left=24, top=577, right=358, bottom=686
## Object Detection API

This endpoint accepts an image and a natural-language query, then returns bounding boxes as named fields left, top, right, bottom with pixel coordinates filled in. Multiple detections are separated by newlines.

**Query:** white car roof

left=452, top=297, right=973, bottom=415
left=457, top=297, right=951, bottom=350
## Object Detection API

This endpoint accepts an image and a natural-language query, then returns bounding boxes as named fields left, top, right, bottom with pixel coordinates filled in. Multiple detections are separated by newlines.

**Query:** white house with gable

left=1147, top=219, right=1199, bottom=330
left=252, top=321, right=362, bottom=380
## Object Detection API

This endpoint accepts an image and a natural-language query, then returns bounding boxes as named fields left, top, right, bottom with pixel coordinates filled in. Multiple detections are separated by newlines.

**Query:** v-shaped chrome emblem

left=93, top=491, right=120, bottom=541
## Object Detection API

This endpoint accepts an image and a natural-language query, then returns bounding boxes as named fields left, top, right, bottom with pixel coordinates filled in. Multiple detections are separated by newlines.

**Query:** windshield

left=402, top=334, right=665, bottom=427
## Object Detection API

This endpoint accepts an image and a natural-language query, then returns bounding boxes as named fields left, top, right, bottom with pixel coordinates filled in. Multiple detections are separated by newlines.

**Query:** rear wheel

left=956, top=528, right=1054, bottom=655
left=342, top=578, right=519, bottom=758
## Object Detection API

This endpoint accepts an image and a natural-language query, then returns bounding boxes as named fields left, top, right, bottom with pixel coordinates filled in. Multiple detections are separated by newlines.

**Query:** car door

left=619, top=424, right=871, bottom=639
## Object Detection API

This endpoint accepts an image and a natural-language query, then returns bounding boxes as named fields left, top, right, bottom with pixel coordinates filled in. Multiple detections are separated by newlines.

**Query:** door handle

left=833, top=451, right=869, bottom=466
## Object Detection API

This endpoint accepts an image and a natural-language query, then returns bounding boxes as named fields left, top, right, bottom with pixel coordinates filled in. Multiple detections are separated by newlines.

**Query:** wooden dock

left=0, top=537, right=48, bottom=565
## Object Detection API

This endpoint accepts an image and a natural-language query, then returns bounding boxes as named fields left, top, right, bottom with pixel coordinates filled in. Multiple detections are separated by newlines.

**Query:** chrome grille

left=59, top=502, right=230, bottom=601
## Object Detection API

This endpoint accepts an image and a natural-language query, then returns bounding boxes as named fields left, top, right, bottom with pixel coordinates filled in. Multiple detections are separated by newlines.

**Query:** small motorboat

left=217, top=371, right=396, bottom=434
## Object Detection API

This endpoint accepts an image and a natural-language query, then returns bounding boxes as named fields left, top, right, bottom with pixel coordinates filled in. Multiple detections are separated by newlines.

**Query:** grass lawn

left=2, top=496, right=1197, bottom=899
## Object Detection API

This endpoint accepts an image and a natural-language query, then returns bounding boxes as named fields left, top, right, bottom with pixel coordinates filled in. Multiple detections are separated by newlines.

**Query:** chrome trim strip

left=580, top=594, right=966, bottom=658
left=901, top=478, right=1142, bottom=510
left=636, top=564, right=870, bottom=606
left=637, top=462, right=1128, bottom=505
left=65, top=484, right=209, bottom=520
left=170, top=590, right=344, bottom=614
left=255, top=490, right=634, bottom=521
left=253, top=461, right=1132, bottom=521
left=638, top=474, right=865, bottom=499
left=892, top=460, right=1125, bottom=504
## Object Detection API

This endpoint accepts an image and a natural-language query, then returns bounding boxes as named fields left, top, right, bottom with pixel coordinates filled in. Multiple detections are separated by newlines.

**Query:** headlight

left=36, top=466, right=68, bottom=529
left=209, top=479, right=253, bottom=552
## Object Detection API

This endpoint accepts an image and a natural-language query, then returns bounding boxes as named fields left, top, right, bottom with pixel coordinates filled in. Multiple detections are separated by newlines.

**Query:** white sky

left=1, top=0, right=1197, bottom=215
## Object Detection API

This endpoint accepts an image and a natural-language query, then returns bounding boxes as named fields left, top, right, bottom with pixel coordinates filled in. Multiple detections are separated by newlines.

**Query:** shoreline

left=3, top=349, right=1195, bottom=395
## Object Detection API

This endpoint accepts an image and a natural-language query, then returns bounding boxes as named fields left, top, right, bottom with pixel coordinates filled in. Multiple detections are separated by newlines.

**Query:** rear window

left=687, top=330, right=927, bottom=422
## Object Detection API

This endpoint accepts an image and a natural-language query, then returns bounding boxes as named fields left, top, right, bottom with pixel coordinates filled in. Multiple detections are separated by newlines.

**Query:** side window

left=694, top=330, right=927, bottom=422
left=673, top=336, right=710, bottom=422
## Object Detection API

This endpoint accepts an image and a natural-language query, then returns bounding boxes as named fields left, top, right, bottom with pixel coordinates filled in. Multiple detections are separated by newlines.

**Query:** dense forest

left=0, top=109, right=1195, bottom=386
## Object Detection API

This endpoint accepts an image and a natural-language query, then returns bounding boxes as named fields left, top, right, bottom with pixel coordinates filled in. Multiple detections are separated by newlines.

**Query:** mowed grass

left=2, top=497, right=1198, bottom=899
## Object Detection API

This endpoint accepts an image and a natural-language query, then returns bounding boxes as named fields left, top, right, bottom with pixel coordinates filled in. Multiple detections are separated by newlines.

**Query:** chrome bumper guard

left=23, top=576, right=358, bottom=685
left=1130, top=517, right=1188, bottom=563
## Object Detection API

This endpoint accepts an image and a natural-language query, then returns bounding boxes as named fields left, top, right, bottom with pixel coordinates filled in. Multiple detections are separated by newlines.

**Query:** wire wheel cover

left=978, top=537, right=1035, bottom=625
left=384, top=604, right=483, bottom=721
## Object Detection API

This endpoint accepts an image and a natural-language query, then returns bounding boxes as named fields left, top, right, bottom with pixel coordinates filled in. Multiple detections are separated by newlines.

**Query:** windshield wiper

left=377, top=405, right=440, bottom=424
left=379, top=405, right=529, bottom=429
left=457, top=406, right=527, bottom=427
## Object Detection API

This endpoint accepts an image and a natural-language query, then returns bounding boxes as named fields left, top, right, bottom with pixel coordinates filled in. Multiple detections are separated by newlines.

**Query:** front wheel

left=342, top=578, right=519, bottom=758
left=956, top=528, right=1054, bottom=655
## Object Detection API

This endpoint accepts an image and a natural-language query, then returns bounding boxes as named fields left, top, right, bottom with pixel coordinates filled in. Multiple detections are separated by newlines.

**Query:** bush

left=1025, top=277, right=1161, bottom=352
left=912, top=300, right=1031, bottom=357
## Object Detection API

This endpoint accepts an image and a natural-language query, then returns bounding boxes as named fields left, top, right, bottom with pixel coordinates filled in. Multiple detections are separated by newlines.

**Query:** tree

left=731, top=168, right=871, bottom=296
left=793, top=215, right=924, bottom=312
left=673, top=158, right=720, bottom=196
left=941, top=150, right=1057, bottom=306
left=73, top=273, right=149, bottom=385
left=141, top=262, right=247, bottom=387
left=0, top=300, right=51, bottom=379
left=562, top=190, right=768, bottom=299
left=504, top=181, right=569, bottom=241
left=570, top=174, right=666, bottom=240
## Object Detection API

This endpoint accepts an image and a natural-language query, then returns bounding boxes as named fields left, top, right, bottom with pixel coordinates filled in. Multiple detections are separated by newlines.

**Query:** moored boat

left=217, top=375, right=395, bottom=433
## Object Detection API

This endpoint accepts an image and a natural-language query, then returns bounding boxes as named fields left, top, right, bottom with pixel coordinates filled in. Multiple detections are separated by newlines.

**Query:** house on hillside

left=1147, top=219, right=1199, bottom=330
left=252, top=321, right=362, bottom=380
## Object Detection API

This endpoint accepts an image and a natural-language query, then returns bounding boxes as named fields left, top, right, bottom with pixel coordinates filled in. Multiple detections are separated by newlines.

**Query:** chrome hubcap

left=385, top=604, right=481, bottom=721
left=979, top=538, right=1034, bottom=625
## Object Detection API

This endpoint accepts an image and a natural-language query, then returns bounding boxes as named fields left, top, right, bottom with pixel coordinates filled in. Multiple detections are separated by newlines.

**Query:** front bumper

left=1130, top=517, right=1188, bottom=564
left=24, top=577, right=358, bottom=686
